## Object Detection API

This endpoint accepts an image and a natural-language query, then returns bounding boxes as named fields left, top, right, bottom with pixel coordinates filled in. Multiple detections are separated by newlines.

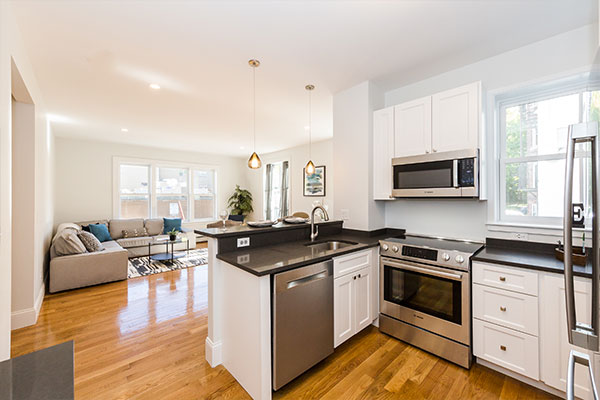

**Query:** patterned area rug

left=128, top=248, right=208, bottom=278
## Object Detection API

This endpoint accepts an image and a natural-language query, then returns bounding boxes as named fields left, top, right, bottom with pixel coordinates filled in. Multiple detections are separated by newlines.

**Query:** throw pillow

left=122, top=227, right=148, bottom=238
left=78, top=231, right=104, bottom=252
left=53, top=228, right=87, bottom=256
left=89, top=223, right=113, bottom=242
left=163, top=218, right=182, bottom=234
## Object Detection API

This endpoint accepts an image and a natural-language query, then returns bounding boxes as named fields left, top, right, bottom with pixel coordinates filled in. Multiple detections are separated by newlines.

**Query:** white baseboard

left=11, top=283, right=45, bottom=330
left=205, top=336, right=222, bottom=367
left=475, top=357, right=565, bottom=399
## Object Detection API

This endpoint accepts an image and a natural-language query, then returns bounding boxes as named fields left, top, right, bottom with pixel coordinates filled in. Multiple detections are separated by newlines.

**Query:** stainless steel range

left=379, top=234, right=483, bottom=368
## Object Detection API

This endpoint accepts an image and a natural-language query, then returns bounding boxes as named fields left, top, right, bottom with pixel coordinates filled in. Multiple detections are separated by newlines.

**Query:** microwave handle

left=452, top=160, right=459, bottom=188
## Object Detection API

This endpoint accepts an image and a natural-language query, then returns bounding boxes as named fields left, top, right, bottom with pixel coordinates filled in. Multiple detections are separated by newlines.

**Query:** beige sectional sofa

left=49, top=218, right=196, bottom=293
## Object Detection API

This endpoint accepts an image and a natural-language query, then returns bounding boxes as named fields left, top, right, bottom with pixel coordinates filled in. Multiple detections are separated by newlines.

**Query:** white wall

left=53, top=136, right=248, bottom=230
left=0, top=2, right=54, bottom=358
left=383, top=24, right=598, bottom=242
left=332, top=81, right=385, bottom=231
left=245, top=139, right=334, bottom=220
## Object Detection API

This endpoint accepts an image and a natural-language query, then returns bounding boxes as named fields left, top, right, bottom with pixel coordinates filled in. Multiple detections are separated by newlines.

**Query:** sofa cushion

left=122, top=227, right=148, bottom=238
left=102, top=240, right=123, bottom=250
left=116, top=236, right=153, bottom=248
left=163, top=218, right=182, bottom=234
left=144, top=218, right=164, bottom=236
left=109, top=218, right=144, bottom=240
left=53, top=228, right=87, bottom=256
left=78, top=231, right=104, bottom=252
left=89, top=223, right=113, bottom=242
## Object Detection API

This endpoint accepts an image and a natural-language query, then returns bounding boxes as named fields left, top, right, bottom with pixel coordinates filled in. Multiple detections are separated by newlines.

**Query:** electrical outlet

left=237, top=254, right=250, bottom=264
left=237, top=237, right=250, bottom=247
left=512, top=232, right=529, bottom=241
left=340, top=209, right=350, bottom=221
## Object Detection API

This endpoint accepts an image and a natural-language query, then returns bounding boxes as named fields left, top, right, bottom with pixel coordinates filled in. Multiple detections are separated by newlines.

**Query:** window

left=499, top=86, right=600, bottom=225
left=119, top=164, right=150, bottom=219
left=114, top=158, right=217, bottom=222
left=264, top=161, right=289, bottom=220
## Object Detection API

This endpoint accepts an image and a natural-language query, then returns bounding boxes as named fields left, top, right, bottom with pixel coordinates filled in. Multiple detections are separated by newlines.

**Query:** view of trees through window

left=502, top=90, right=600, bottom=223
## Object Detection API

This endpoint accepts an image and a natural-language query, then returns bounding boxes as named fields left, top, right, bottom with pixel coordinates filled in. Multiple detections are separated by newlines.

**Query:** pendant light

left=305, top=84, right=315, bottom=175
left=248, top=59, right=262, bottom=169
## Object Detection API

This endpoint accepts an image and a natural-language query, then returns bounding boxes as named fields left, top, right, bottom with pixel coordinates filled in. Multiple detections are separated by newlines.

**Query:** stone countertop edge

left=195, top=220, right=343, bottom=238
left=215, top=228, right=405, bottom=277
left=472, top=238, right=592, bottom=278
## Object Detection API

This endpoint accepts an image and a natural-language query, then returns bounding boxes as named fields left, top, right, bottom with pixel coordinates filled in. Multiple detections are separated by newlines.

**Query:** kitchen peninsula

left=196, top=221, right=403, bottom=399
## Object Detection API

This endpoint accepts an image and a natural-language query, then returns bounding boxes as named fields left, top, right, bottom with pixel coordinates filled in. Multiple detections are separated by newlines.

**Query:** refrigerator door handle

left=564, top=121, right=600, bottom=351
left=567, top=350, right=599, bottom=400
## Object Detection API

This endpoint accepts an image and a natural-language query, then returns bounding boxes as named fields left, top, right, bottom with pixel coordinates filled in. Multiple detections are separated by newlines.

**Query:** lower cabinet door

left=354, top=266, right=371, bottom=334
left=540, top=273, right=595, bottom=399
left=473, top=319, right=539, bottom=380
left=334, top=273, right=354, bottom=348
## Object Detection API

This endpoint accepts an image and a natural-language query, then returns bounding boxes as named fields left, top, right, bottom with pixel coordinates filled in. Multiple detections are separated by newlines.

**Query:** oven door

left=380, top=257, right=470, bottom=345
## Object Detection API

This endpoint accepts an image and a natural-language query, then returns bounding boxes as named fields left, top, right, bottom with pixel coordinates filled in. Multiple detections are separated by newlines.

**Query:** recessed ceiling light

left=239, top=146, right=245, bottom=150
left=304, top=125, right=310, bottom=130
left=121, top=128, right=129, bottom=132
left=149, top=83, right=161, bottom=90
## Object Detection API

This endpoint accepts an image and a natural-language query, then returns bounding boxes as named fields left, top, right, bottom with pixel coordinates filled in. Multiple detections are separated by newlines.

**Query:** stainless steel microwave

left=392, top=149, right=479, bottom=198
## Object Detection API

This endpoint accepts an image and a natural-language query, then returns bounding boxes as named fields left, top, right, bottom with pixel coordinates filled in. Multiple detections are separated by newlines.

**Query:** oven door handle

left=383, top=259, right=463, bottom=281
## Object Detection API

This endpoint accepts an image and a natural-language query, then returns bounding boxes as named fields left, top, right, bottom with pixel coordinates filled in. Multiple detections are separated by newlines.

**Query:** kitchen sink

left=305, top=240, right=358, bottom=252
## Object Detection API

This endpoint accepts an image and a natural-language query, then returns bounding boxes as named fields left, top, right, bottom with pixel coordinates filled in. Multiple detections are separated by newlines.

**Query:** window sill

left=487, top=221, right=590, bottom=238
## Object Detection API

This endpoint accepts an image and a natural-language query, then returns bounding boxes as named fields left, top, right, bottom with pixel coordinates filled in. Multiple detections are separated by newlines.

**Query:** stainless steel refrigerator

left=564, top=120, right=600, bottom=400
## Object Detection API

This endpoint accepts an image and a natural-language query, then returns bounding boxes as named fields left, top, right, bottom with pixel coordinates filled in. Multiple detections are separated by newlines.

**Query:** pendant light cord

left=253, top=65, right=256, bottom=152
left=308, top=88, right=312, bottom=159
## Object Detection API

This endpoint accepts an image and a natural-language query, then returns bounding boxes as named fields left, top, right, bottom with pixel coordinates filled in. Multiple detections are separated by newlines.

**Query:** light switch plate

left=237, top=237, right=250, bottom=247
left=340, top=209, right=350, bottom=221
left=512, top=232, right=529, bottom=241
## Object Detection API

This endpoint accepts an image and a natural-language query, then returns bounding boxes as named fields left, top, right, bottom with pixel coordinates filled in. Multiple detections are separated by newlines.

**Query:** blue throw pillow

left=89, top=223, right=112, bottom=242
left=163, top=218, right=182, bottom=234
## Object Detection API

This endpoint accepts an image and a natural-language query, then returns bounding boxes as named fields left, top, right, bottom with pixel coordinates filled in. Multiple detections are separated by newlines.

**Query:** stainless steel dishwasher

left=272, top=260, right=334, bottom=390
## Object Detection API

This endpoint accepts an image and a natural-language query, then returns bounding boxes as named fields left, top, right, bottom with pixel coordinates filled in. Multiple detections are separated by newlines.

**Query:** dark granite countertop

left=196, top=220, right=343, bottom=238
left=473, top=238, right=592, bottom=278
left=216, top=229, right=403, bottom=276
left=0, top=341, right=74, bottom=400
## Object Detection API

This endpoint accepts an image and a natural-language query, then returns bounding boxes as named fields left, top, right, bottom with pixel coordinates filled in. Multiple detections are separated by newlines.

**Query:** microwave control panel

left=458, top=158, right=475, bottom=187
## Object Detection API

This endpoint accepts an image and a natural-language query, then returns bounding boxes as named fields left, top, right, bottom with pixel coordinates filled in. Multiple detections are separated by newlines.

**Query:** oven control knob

left=442, top=253, right=450, bottom=261
left=382, top=244, right=389, bottom=251
left=392, top=246, right=399, bottom=253
left=455, top=255, right=465, bottom=264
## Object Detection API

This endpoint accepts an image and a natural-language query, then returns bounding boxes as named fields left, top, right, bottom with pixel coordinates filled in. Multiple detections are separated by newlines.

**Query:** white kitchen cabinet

left=334, top=249, right=373, bottom=348
left=540, top=272, right=596, bottom=399
left=431, top=82, right=480, bottom=152
left=373, top=107, right=395, bottom=200
left=393, top=96, right=432, bottom=157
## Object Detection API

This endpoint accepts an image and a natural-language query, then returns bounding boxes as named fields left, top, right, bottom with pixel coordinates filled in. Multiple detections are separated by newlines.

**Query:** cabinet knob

left=499, top=276, right=506, bottom=282
left=389, top=195, right=394, bottom=199
left=500, top=345, right=507, bottom=351
left=433, top=149, right=437, bottom=152
left=425, top=150, right=430, bottom=154
left=353, top=276, right=356, bottom=280
left=500, top=306, right=507, bottom=312
left=358, top=274, right=361, bottom=278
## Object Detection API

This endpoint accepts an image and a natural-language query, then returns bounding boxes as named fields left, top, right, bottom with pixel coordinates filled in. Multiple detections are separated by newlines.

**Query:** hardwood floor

left=12, top=258, right=557, bottom=399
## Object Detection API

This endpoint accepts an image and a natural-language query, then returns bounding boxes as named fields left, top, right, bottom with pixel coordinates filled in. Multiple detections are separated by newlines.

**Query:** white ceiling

left=10, top=0, right=597, bottom=156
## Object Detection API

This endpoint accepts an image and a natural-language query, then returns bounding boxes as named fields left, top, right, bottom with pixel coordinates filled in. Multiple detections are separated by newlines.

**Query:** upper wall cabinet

left=394, top=96, right=432, bottom=157
left=431, top=82, right=481, bottom=153
left=373, top=107, right=395, bottom=200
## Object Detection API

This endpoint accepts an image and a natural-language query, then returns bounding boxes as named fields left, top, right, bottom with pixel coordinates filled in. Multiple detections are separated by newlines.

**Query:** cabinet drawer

left=334, top=250, right=371, bottom=279
left=473, top=319, right=539, bottom=380
left=472, top=261, right=538, bottom=296
left=473, top=284, right=538, bottom=336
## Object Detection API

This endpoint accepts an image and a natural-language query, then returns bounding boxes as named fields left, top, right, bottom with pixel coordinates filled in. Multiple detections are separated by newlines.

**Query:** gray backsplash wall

left=385, top=199, right=488, bottom=241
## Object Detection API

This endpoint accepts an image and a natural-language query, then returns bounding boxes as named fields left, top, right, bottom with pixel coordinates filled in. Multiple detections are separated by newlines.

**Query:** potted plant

left=167, top=228, right=178, bottom=241
left=227, top=185, right=253, bottom=222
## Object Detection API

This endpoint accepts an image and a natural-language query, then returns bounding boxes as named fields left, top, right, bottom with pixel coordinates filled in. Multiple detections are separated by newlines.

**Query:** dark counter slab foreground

left=473, top=238, right=592, bottom=278
left=0, top=341, right=74, bottom=400
left=215, top=228, right=405, bottom=276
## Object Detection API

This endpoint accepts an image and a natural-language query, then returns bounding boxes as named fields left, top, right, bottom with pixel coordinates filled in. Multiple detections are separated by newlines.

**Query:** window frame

left=113, top=157, right=218, bottom=223
left=496, top=77, right=597, bottom=227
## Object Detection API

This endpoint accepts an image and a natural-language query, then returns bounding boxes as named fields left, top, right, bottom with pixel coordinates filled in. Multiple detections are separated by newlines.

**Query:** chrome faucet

left=310, top=205, right=330, bottom=242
